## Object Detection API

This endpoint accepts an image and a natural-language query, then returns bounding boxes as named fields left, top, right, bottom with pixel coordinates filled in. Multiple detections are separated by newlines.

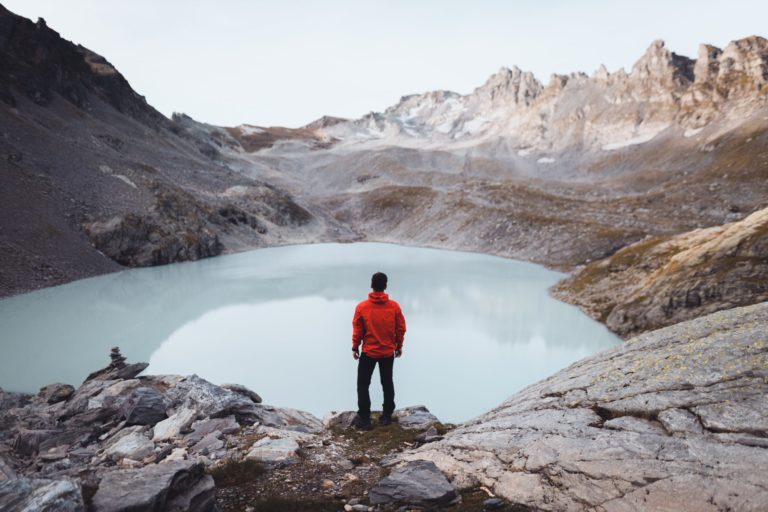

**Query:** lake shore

left=2, top=301, right=767, bottom=511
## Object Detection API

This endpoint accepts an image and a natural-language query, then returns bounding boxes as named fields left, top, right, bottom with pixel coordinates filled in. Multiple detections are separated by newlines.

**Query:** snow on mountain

left=306, top=37, right=768, bottom=156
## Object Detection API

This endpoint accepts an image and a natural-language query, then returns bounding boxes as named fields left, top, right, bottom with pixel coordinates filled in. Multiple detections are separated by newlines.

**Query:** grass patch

left=332, top=413, right=453, bottom=458
left=209, top=459, right=266, bottom=488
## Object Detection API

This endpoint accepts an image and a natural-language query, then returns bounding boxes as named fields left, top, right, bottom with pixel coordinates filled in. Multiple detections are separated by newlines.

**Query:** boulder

left=0, top=456, right=16, bottom=481
left=323, top=410, right=358, bottom=430
left=220, top=383, right=262, bottom=403
left=13, top=430, right=58, bottom=457
left=0, top=478, right=84, bottom=512
left=164, top=375, right=258, bottom=421
left=190, top=432, right=224, bottom=456
left=246, top=437, right=299, bottom=463
left=369, top=460, right=457, bottom=506
left=153, top=408, right=197, bottom=442
left=185, top=416, right=239, bottom=445
left=394, top=406, right=440, bottom=429
left=104, top=432, right=155, bottom=462
left=120, top=387, right=167, bottom=426
left=91, top=461, right=215, bottom=512
left=38, top=383, right=75, bottom=404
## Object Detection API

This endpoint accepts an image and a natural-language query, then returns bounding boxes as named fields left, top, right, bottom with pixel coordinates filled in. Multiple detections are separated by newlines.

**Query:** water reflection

left=0, top=243, right=619, bottom=422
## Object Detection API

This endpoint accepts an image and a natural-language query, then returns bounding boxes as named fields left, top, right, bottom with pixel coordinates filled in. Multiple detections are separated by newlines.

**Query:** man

left=352, top=271, right=406, bottom=429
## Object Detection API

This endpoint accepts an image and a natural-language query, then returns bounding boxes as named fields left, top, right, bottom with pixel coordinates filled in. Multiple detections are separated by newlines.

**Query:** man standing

left=352, top=272, right=406, bottom=429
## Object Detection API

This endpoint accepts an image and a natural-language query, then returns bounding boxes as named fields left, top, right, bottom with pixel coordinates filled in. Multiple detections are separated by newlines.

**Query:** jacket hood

left=368, top=291, right=389, bottom=304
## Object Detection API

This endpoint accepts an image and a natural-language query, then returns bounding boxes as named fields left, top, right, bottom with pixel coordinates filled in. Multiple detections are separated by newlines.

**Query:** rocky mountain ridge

left=279, top=37, right=768, bottom=155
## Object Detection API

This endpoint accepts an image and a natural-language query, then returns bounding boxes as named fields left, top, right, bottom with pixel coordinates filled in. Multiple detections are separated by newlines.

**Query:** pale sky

left=4, top=0, right=767, bottom=127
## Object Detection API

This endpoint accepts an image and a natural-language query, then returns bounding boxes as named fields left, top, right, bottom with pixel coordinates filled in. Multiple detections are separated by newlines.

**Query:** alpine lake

left=0, top=243, right=620, bottom=423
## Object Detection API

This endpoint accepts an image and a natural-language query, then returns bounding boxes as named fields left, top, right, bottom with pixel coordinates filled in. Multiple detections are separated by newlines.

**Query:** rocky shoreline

left=0, top=348, right=461, bottom=512
left=3, top=301, right=768, bottom=511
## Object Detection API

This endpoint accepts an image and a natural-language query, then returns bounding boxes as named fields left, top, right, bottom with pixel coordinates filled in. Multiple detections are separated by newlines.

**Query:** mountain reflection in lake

left=0, top=243, right=619, bottom=422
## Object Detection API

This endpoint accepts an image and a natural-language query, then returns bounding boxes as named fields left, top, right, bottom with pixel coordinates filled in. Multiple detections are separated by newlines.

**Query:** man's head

left=371, top=272, right=388, bottom=292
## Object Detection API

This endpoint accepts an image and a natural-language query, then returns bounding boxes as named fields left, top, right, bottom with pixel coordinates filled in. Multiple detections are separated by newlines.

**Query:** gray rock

left=220, top=383, right=262, bottom=403
left=0, top=456, right=16, bottom=481
left=0, top=478, right=84, bottom=512
left=246, top=437, right=299, bottom=463
left=252, top=404, right=324, bottom=433
left=120, top=387, right=167, bottom=426
left=658, top=408, right=704, bottom=434
left=369, top=460, right=457, bottom=506
left=185, top=416, right=240, bottom=445
left=91, top=461, right=215, bottom=512
left=190, top=432, right=224, bottom=455
left=38, top=383, right=75, bottom=404
left=322, top=410, right=358, bottom=430
left=13, top=430, right=58, bottom=457
left=152, top=408, right=197, bottom=442
left=394, top=406, right=439, bottom=429
left=164, top=375, right=258, bottom=421
left=392, top=303, right=768, bottom=511
left=603, top=416, right=667, bottom=435
left=104, top=432, right=155, bottom=461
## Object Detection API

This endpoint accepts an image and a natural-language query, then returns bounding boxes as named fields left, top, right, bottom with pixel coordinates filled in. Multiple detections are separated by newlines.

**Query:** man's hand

left=353, top=350, right=360, bottom=360
left=395, top=349, right=402, bottom=358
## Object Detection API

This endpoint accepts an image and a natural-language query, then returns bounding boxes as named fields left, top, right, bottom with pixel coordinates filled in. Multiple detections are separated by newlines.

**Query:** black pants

left=357, top=353, right=395, bottom=420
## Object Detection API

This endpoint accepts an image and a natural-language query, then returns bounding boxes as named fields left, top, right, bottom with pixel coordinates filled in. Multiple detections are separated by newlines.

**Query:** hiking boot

left=353, top=415, right=373, bottom=431
left=378, top=414, right=393, bottom=426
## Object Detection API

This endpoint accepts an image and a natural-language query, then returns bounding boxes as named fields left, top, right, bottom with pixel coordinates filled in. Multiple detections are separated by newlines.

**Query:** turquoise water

left=0, top=243, right=619, bottom=423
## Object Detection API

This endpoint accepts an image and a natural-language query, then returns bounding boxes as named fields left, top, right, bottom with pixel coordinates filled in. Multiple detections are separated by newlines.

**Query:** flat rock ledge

left=392, top=302, right=768, bottom=511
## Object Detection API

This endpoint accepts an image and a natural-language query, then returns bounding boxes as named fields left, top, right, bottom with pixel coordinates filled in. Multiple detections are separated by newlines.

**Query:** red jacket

left=352, top=292, right=406, bottom=358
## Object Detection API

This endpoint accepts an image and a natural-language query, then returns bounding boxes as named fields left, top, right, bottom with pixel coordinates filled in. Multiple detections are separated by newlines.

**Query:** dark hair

left=371, top=272, right=388, bottom=292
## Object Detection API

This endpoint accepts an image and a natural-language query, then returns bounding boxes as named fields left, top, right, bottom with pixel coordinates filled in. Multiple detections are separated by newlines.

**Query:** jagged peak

left=593, top=64, right=610, bottom=81
left=631, top=38, right=694, bottom=84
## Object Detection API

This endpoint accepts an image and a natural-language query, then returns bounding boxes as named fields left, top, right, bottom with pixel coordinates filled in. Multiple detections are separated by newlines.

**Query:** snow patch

left=222, top=185, right=250, bottom=197
left=602, top=132, right=659, bottom=151
left=114, top=175, right=137, bottom=189
left=684, top=127, right=704, bottom=138
left=537, top=157, right=556, bottom=164
left=517, top=149, right=532, bottom=157
left=239, top=125, right=264, bottom=136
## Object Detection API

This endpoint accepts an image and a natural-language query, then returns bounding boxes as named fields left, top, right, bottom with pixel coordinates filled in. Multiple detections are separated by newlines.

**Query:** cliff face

left=552, top=206, right=768, bottom=338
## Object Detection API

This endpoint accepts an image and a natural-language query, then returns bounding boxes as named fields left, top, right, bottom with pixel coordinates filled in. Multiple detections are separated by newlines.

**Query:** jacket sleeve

left=352, top=305, right=365, bottom=351
left=395, top=306, right=406, bottom=350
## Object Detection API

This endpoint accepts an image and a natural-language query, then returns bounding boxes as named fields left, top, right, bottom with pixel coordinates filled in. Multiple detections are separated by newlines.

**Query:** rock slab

left=91, top=460, right=215, bottom=512
left=246, top=437, right=299, bottom=463
left=369, top=460, right=457, bottom=506
left=120, top=387, right=167, bottom=426
left=0, top=478, right=84, bottom=512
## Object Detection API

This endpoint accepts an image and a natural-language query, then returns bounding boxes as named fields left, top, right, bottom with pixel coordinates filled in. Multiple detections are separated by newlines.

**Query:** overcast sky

left=4, top=0, right=767, bottom=127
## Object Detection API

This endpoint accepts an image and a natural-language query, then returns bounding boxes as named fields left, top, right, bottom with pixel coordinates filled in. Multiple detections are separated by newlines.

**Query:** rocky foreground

left=393, top=302, right=768, bottom=511
left=2, top=303, right=768, bottom=511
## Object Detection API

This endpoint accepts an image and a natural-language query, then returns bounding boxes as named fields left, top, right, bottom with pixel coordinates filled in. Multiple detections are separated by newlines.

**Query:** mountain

left=0, top=5, right=337, bottom=297
left=1, top=1, right=767, bottom=339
